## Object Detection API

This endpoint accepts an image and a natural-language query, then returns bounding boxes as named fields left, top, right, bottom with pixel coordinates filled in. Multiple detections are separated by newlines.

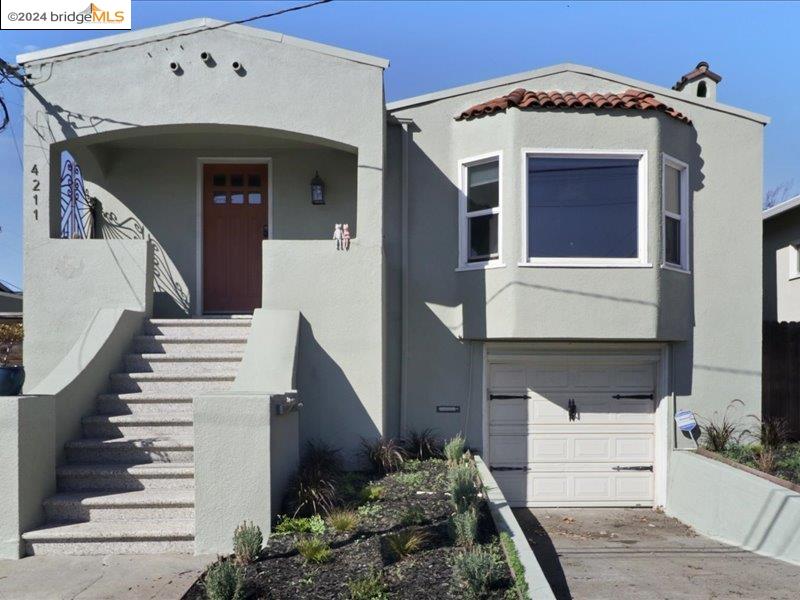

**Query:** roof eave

left=763, top=195, right=800, bottom=221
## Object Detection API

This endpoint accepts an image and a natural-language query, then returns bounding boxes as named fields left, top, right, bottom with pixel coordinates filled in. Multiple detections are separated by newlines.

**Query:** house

left=0, top=281, right=22, bottom=315
left=0, top=19, right=768, bottom=557
left=763, top=195, right=800, bottom=322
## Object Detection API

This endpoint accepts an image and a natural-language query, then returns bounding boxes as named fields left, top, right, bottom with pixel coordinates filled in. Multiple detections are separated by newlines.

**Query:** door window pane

left=467, top=161, right=499, bottom=212
left=248, top=193, right=262, bottom=205
left=665, top=216, right=681, bottom=265
left=230, top=174, right=244, bottom=187
left=528, top=157, right=638, bottom=258
left=468, top=213, right=499, bottom=262
left=212, top=174, right=226, bottom=186
left=664, top=164, right=682, bottom=214
left=248, top=174, right=262, bottom=187
left=231, top=193, right=244, bottom=204
left=213, top=193, right=226, bottom=204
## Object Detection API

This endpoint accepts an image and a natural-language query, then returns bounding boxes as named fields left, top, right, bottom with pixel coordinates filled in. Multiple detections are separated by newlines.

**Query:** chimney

left=672, top=61, right=722, bottom=101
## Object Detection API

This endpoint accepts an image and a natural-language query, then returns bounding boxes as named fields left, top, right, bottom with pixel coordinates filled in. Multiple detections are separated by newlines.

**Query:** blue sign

left=674, top=410, right=698, bottom=432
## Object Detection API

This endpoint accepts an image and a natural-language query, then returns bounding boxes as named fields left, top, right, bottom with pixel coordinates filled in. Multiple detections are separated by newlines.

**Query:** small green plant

left=395, top=470, right=425, bottom=488
left=450, top=507, right=478, bottom=547
left=204, top=557, right=244, bottom=600
left=295, top=536, right=333, bottom=564
left=346, top=569, right=388, bottom=600
left=357, top=502, right=382, bottom=519
left=499, top=532, right=530, bottom=600
left=232, top=521, right=262, bottom=565
left=274, top=514, right=326, bottom=535
left=444, top=435, right=466, bottom=465
left=326, top=508, right=359, bottom=532
left=451, top=544, right=505, bottom=599
left=700, top=400, right=744, bottom=452
left=401, top=458, right=423, bottom=472
left=754, top=416, right=790, bottom=450
left=385, top=528, right=429, bottom=559
left=406, top=428, right=443, bottom=460
left=400, top=505, right=426, bottom=526
left=285, top=441, right=343, bottom=516
left=360, top=484, right=385, bottom=503
left=448, top=462, right=480, bottom=513
left=361, top=437, right=407, bottom=473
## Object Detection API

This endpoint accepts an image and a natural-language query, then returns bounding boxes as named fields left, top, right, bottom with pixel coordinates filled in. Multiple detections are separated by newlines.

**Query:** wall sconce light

left=311, top=171, right=325, bottom=205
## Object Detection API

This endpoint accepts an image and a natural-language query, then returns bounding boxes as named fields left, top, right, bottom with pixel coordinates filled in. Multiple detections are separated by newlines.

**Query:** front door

left=203, top=163, right=268, bottom=313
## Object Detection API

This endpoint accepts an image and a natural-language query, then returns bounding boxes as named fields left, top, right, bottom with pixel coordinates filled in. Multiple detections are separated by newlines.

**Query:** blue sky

left=0, top=0, right=798, bottom=289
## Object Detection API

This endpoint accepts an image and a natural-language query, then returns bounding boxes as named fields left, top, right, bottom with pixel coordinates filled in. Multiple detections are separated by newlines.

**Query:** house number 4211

left=31, top=164, right=40, bottom=221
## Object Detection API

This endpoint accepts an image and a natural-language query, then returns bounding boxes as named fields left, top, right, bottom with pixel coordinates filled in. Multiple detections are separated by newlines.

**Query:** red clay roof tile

left=456, top=88, right=692, bottom=125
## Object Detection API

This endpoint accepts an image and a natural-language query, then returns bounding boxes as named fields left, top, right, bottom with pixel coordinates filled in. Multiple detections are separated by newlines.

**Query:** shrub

left=448, top=462, right=480, bottom=513
left=406, top=428, right=443, bottom=460
left=499, top=532, right=530, bottom=600
left=385, top=528, right=429, bottom=560
left=326, top=509, right=359, bottom=532
left=395, top=470, right=424, bottom=488
left=274, top=514, right=326, bottom=535
left=232, top=521, right=262, bottom=565
left=700, top=401, right=744, bottom=452
left=204, top=557, right=244, bottom=600
left=444, top=435, right=466, bottom=465
left=757, top=416, right=790, bottom=450
left=401, top=458, right=423, bottom=472
left=450, top=507, right=478, bottom=547
left=357, top=502, right=382, bottom=519
left=0, top=323, right=22, bottom=366
left=285, top=441, right=342, bottom=516
left=756, top=447, right=777, bottom=473
left=451, top=545, right=505, bottom=599
left=346, top=569, right=388, bottom=600
left=360, top=484, right=385, bottom=503
left=361, top=437, right=406, bottom=473
left=296, top=537, right=333, bottom=564
left=400, top=505, right=426, bottom=526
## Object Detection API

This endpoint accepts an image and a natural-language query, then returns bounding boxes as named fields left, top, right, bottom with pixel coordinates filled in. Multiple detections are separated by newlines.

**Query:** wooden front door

left=203, top=163, right=268, bottom=313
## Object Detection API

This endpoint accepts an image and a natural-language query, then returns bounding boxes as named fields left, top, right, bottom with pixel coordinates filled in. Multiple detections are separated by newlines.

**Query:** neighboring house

left=763, top=195, right=800, bottom=322
left=2, top=19, right=768, bottom=557
left=0, top=281, right=22, bottom=314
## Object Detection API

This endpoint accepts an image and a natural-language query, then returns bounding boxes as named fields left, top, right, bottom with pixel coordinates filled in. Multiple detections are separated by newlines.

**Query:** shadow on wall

left=93, top=199, right=191, bottom=316
left=297, top=315, right=380, bottom=466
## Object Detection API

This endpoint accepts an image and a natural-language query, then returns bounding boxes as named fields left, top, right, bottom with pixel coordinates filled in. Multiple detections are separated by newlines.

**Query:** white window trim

left=661, top=153, right=691, bottom=273
left=457, top=151, right=504, bottom=270
left=788, top=241, right=800, bottom=280
left=519, top=148, right=650, bottom=268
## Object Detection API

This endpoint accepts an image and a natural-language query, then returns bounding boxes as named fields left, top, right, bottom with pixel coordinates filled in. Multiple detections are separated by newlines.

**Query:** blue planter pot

left=0, top=366, right=25, bottom=396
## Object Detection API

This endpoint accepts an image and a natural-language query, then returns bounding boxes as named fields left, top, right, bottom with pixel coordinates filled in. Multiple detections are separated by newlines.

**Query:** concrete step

left=43, top=490, right=195, bottom=522
left=65, top=437, right=194, bottom=464
left=22, top=520, right=194, bottom=555
left=57, top=462, right=195, bottom=492
left=123, top=353, right=244, bottom=374
left=131, top=335, right=247, bottom=354
left=96, top=393, right=193, bottom=416
left=109, top=372, right=235, bottom=394
left=142, top=319, right=252, bottom=338
left=82, top=414, right=192, bottom=438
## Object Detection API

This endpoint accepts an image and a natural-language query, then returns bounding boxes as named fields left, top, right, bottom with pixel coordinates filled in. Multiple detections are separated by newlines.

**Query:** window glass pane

left=467, top=161, right=499, bottom=212
left=665, top=216, right=681, bottom=265
left=468, top=213, right=499, bottom=262
left=212, top=174, right=226, bottom=186
left=248, top=174, right=262, bottom=187
left=213, top=193, right=226, bottom=204
left=665, top=164, right=682, bottom=214
left=231, top=193, right=244, bottom=204
left=248, top=193, right=262, bottom=205
left=528, top=157, right=638, bottom=258
left=230, top=174, right=244, bottom=187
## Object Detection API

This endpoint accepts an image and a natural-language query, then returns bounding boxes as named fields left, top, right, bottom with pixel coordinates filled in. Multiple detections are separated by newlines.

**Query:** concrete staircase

left=22, top=316, right=251, bottom=555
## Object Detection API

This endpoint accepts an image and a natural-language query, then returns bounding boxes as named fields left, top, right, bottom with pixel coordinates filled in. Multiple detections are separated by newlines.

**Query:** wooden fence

left=763, top=321, right=800, bottom=441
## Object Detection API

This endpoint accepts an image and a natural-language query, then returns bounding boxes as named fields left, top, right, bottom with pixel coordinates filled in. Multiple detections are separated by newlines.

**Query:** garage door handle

left=489, top=394, right=530, bottom=400
left=612, top=394, right=654, bottom=400
left=490, top=466, right=529, bottom=472
left=612, top=465, right=653, bottom=472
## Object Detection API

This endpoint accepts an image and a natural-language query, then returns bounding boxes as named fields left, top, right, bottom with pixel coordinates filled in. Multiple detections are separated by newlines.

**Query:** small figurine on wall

left=342, top=223, right=351, bottom=251
left=333, top=223, right=343, bottom=250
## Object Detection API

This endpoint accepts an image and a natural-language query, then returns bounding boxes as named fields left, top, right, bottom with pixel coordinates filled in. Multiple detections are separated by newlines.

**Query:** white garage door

left=487, top=353, right=657, bottom=507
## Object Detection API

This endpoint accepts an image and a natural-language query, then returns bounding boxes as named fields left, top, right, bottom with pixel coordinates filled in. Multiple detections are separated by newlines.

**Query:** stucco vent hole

left=169, top=61, right=182, bottom=74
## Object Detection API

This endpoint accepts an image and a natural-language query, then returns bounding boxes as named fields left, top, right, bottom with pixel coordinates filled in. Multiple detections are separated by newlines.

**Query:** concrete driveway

left=514, top=508, right=800, bottom=600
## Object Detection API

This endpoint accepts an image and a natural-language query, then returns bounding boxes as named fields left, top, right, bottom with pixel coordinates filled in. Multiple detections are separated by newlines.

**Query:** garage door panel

left=526, top=365, right=570, bottom=388
left=492, top=471, right=527, bottom=505
left=489, top=435, right=526, bottom=464
left=489, top=397, right=529, bottom=424
left=490, top=365, right=526, bottom=389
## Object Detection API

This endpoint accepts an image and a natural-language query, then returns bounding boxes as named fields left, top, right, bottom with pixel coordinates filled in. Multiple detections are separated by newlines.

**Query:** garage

left=486, top=348, right=663, bottom=507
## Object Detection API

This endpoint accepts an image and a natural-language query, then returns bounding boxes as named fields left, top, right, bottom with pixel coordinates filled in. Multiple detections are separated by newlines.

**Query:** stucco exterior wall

left=763, top=208, right=800, bottom=322
left=387, top=69, right=764, bottom=450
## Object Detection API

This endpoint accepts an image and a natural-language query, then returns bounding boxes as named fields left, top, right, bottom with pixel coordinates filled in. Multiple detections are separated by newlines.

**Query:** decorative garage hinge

left=489, top=393, right=530, bottom=400
left=612, top=465, right=653, bottom=472
left=489, top=466, right=529, bottom=472
left=612, top=393, right=654, bottom=400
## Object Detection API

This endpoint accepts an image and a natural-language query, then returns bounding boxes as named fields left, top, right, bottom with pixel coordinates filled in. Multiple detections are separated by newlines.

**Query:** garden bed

left=184, top=440, right=521, bottom=600
left=699, top=446, right=800, bottom=493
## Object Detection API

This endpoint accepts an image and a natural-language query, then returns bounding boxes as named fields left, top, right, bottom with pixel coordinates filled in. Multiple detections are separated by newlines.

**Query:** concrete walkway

left=514, top=508, right=800, bottom=600
left=0, top=554, right=210, bottom=600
